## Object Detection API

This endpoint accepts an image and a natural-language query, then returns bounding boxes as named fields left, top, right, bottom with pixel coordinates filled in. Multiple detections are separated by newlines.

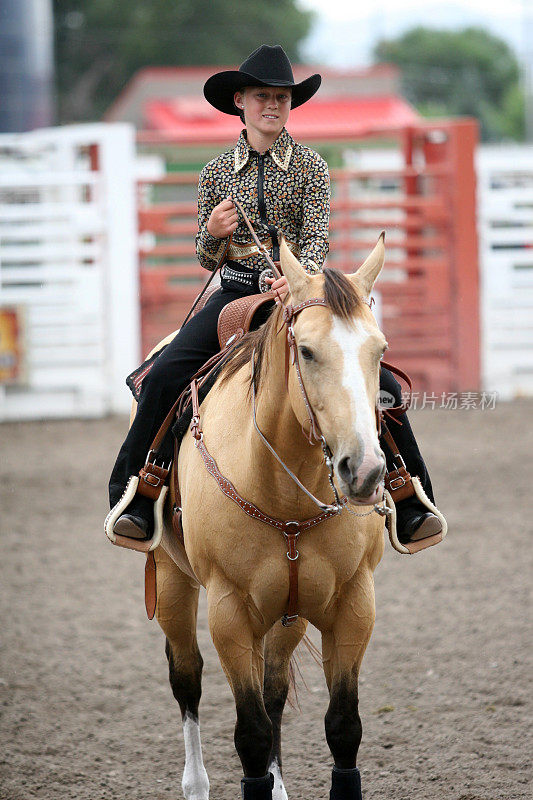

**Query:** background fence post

left=443, top=119, right=481, bottom=391
left=98, top=123, right=141, bottom=413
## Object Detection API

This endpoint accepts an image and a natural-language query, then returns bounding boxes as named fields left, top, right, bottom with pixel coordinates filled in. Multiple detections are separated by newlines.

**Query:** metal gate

left=477, top=145, right=533, bottom=399
left=0, top=123, right=139, bottom=420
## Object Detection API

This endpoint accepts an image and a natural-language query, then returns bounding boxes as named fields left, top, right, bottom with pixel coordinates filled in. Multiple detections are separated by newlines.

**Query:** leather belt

left=221, top=264, right=275, bottom=294
left=221, top=265, right=258, bottom=287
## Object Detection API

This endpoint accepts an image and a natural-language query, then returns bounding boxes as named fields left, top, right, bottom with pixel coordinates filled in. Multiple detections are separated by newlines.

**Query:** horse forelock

left=323, top=267, right=362, bottom=321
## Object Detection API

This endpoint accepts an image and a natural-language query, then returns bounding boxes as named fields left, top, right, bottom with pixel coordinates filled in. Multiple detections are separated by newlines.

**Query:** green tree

left=374, top=26, right=525, bottom=141
left=54, top=0, right=314, bottom=122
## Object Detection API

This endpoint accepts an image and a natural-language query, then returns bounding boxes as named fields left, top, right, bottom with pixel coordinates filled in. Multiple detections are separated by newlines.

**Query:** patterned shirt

left=195, top=127, right=330, bottom=275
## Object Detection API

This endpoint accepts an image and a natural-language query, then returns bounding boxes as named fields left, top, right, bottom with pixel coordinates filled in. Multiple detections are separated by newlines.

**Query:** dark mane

left=220, top=267, right=361, bottom=392
left=323, top=267, right=360, bottom=319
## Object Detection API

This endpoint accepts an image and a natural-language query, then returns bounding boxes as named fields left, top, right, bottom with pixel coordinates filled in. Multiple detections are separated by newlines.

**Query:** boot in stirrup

left=385, top=475, right=447, bottom=555
left=104, top=452, right=170, bottom=551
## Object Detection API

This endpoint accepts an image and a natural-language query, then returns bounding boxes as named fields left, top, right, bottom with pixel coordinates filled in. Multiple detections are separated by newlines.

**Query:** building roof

left=141, top=93, right=420, bottom=143
left=106, top=64, right=421, bottom=144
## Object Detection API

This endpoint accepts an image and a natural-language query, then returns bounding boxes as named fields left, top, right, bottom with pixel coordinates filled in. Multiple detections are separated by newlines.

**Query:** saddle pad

left=125, top=290, right=219, bottom=401
left=126, top=346, right=169, bottom=402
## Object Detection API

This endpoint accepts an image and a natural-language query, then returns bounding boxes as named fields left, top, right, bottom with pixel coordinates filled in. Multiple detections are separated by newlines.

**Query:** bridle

left=251, top=295, right=391, bottom=517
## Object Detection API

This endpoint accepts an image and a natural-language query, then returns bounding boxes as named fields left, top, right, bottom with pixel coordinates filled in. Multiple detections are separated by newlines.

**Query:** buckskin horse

left=149, top=236, right=389, bottom=800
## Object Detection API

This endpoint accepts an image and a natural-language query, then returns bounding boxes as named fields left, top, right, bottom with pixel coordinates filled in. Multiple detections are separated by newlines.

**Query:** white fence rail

left=0, top=123, right=140, bottom=420
left=477, top=146, right=533, bottom=399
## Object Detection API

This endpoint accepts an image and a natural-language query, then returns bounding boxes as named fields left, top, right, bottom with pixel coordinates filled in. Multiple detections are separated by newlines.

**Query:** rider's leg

left=379, top=368, right=441, bottom=543
left=109, top=285, right=247, bottom=533
left=109, top=281, right=275, bottom=537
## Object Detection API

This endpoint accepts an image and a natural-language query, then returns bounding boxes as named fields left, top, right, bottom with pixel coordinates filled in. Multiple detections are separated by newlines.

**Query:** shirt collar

left=233, top=128, right=294, bottom=174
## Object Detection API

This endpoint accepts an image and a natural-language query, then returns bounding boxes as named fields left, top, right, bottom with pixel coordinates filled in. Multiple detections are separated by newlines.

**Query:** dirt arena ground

left=1, top=400, right=531, bottom=800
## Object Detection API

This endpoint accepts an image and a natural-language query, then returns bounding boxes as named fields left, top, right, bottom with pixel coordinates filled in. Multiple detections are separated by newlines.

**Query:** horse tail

left=301, top=633, right=322, bottom=666
left=286, top=634, right=322, bottom=709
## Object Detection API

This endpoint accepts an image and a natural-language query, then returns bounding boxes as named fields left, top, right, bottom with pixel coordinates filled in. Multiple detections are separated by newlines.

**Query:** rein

left=180, top=235, right=233, bottom=330
left=190, top=371, right=345, bottom=627
left=232, top=197, right=282, bottom=280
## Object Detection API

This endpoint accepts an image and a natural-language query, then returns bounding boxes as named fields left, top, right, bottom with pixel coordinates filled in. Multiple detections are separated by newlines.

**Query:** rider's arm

left=298, top=152, right=330, bottom=275
left=195, top=164, right=227, bottom=271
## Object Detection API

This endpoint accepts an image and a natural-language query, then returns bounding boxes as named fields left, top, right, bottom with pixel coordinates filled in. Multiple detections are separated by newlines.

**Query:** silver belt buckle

left=258, top=267, right=274, bottom=293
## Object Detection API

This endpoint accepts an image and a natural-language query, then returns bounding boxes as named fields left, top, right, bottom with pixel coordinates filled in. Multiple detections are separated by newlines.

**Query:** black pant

left=109, top=277, right=273, bottom=507
left=109, top=280, right=434, bottom=509
left=379, top=369, right=434, bottom=504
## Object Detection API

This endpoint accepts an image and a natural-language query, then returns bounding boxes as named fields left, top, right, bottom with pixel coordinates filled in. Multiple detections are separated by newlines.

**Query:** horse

left=152, top=235, right=389, bottom=800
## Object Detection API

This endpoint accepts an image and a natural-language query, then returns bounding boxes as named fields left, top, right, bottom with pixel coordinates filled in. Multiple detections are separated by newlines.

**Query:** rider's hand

left=207, top=198, right=238, bottom=239
left=265, top=274, right=289, bottom=304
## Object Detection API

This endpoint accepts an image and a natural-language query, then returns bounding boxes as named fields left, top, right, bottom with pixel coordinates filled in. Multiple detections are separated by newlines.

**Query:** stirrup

left=385, top=476, right=448, bottom=555
left=104, top=475, right=167, bottom=553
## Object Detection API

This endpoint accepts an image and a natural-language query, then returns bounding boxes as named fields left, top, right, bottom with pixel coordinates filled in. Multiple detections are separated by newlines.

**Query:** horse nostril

left=338, top=456, right=353, bottom=484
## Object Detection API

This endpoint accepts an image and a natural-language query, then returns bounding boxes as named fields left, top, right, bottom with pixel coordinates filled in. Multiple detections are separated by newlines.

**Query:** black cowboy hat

left=203, top=45, right=321, bottom=116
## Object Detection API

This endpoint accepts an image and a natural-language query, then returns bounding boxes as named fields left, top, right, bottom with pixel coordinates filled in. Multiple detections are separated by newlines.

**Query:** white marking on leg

left=269, top=758, right=288, bottom=800
left=182, top=712, right=209, bottom=800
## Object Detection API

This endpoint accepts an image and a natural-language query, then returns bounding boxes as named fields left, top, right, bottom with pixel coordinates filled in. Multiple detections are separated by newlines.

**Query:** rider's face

left=234, top=86, right=291, bottom=142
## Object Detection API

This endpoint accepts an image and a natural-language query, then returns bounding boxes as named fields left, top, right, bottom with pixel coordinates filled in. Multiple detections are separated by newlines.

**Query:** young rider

left=108, top=45, right=442, bottom=547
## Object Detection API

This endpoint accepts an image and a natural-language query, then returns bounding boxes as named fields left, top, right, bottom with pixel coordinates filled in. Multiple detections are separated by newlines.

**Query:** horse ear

left=280, top=237, right=311, bottom=298
left=349, top=232, right=386, bottom=300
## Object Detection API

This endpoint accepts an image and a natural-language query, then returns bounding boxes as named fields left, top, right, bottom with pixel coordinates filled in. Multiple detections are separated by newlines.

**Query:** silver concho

left=258, top=268, right=275, bottom=294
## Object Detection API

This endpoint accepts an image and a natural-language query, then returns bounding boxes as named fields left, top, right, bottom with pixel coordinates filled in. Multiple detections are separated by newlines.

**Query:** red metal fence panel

left=137, top=120, right=479, bottom=393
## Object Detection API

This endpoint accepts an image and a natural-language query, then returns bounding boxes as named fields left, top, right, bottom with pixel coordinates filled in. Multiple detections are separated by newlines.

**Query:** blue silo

left=0, top=0, right=54, bottom=132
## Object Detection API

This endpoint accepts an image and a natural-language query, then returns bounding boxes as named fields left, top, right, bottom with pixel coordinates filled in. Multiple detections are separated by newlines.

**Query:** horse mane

left=220, top=267, right=361, bottom=393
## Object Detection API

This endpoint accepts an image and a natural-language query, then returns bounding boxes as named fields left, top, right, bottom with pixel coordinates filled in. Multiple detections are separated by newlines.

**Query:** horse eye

left=300, top=346, right=314, bottom=361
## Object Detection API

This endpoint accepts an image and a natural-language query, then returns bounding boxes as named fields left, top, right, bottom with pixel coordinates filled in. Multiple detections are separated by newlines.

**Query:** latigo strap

left=380, top=419, right=415, bottom=502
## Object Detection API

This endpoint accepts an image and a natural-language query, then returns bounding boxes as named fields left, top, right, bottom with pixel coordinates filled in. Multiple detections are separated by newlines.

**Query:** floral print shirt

left=196, top=128, right=330, bottom=275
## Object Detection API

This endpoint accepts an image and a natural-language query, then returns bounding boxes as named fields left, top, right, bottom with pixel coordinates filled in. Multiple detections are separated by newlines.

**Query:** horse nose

left=356, top=460, right=386, bottom=497
left=338, top=455, right=356, bottom=485
left=338, top=452, right=386, bottom=496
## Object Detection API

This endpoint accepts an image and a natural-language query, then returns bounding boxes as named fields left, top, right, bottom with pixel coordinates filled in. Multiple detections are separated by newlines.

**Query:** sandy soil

left=0, top=400, right=531, bottom=800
